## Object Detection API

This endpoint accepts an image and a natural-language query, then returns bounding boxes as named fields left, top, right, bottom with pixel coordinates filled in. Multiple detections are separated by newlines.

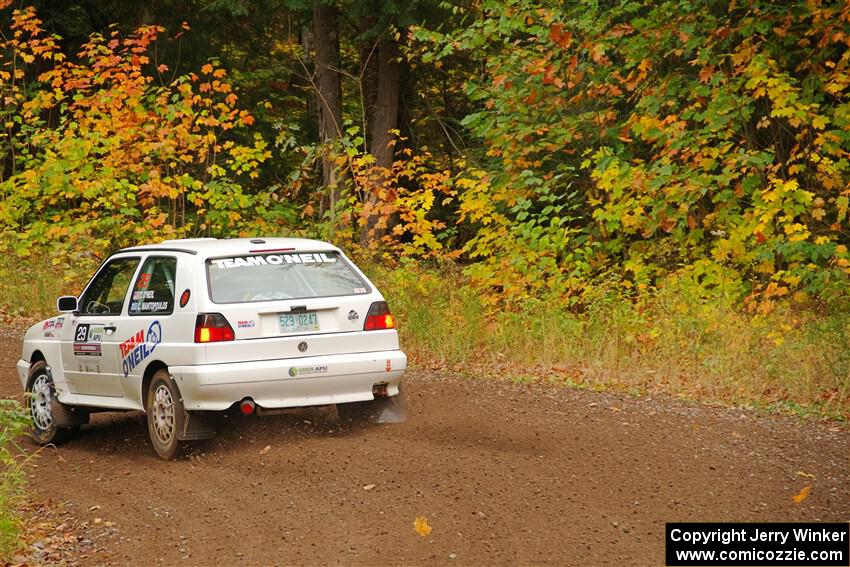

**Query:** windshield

left=206, top=251, right=370, bottom=303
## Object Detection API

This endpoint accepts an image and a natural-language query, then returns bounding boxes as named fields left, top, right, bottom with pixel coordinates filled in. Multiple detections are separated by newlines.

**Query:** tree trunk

left=361, top=35, right=401, bottom=245
left=313, top=1, right=343, bottom=192
left=359, top=18, right=379, bottom=146
left=370, top=37, right=401, bottom=171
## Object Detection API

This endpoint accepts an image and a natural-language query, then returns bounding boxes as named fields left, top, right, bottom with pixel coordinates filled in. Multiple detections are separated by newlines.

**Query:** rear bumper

left=169, top=350, right=407, bottom=411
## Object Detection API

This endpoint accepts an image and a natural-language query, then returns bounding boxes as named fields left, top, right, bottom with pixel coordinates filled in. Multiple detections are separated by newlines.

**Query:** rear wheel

left=26, top=361, right=70, bottom=445
left=146, top=370, right=186, bottom=460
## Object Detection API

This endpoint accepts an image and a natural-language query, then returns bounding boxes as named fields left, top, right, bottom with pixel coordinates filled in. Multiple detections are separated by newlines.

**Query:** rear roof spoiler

left=117, top=247, right=199, bottom=255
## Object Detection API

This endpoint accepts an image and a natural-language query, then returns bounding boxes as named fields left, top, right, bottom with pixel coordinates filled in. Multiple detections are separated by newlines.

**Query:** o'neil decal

left=120, top=320, right=162, bottom=377
left=210, top=253, right=337, bottom=269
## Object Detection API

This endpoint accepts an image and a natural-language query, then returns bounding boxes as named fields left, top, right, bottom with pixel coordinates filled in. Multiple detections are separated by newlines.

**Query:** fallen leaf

left=259, top=445, right=271, bottom=455
left=796, top=471, right=816, bottom=480
left=363, top=484, right=376, bottom=491
left=414, top=516, right=432, bottom=537
left=792, top=485, right=811, bottom=504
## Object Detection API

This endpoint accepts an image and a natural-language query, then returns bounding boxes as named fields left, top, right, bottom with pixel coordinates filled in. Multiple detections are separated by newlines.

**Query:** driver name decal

left=210, top=253, right=337, bottom=269
left=120, top=320, right=162, bottom=377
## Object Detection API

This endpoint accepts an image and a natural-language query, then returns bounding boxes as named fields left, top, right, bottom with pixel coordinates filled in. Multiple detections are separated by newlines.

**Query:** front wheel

left=146, top=370, right=186, bottom=460
left=26, top=361, right=70, bottom=445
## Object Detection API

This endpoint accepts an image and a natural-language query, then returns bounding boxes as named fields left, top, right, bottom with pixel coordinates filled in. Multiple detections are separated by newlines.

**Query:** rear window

left=206, top=251, right=371, bottom=303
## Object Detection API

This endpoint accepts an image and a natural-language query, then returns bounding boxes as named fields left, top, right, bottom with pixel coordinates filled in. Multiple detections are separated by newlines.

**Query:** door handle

left=104, top=325, right=117, bottom=334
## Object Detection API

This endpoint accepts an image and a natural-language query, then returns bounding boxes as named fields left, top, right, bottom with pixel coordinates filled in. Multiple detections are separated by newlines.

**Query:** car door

left=116, top=256, right=177, bottom=385
left=62, top=255, right=141, bottom=397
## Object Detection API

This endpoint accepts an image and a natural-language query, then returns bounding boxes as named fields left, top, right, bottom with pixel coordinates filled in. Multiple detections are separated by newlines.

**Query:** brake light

left=364, top=302, right=396, bottom=331
left=194, top=313, right=235, bottom=343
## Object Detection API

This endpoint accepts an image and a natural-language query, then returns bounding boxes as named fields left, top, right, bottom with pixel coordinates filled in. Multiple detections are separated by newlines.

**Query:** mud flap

left=50, top=399, right=89, bottom=429
left=372, top=390, right=407, bottom=424
left=178, top=410, right=216, bottom=441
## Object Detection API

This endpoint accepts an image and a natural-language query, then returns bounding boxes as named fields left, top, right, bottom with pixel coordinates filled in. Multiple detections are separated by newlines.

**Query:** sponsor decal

left=386, top=359, right=392, bottom=372
left=74, top=343, right=102, bottom=357
left=43, top=318, right=61, bottom=337
left=237, top=320, right=256, bottom=329
left=120, top=320, right=162, bottom=377
left=210, top=253, right=338, bottom=269
left=73, top=323, right=103, bottom=356
left=179, top=289, right=191, bottom=308
left=88, top=324, right=104, bottom=343
left=353, top=287, right=367, bottom=294
left=288, top=365, right=328, bottom=377
left=348, top=310, right=359, bottom=321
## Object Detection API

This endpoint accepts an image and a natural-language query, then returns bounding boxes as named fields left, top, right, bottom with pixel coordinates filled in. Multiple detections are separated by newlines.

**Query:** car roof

left=117, top=237, right=340, bottom=259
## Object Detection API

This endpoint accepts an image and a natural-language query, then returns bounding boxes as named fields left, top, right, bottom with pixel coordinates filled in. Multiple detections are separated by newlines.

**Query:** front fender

left=20, top=318, right=67, bottom=395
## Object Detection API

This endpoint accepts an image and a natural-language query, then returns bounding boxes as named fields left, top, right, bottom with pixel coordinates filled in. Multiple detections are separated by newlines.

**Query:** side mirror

left=57, top=296, right=78, bottom=312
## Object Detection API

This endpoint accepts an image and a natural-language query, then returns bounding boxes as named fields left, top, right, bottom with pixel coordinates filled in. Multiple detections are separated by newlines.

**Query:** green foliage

left=0, top=400, right=32, bottom=562
left=0, top=7, right=291, bottom=263
left=411, top=0, right=850, bottom=306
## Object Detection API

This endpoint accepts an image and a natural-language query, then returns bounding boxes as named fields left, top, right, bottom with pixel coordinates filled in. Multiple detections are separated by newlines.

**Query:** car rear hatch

left=198, top=250, right=399, bottom=364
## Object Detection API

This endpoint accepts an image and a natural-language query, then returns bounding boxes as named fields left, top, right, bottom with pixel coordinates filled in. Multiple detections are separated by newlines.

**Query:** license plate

left=279, top=312, right=319, bottom=333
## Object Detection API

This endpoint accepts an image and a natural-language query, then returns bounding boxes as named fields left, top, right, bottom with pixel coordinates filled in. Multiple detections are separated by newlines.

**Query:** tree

left=313, top=0, right=344, bottom=192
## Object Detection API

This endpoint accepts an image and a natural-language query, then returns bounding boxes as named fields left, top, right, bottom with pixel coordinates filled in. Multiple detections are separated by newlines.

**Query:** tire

left=26, top=361, right=70, bottom=445
left=146, top=369, right=186, bottom=460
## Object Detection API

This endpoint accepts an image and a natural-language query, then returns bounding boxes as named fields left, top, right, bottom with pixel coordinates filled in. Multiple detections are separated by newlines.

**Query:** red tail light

left=194, top=313, right=235, bottom=343
left=364, top=301, right=396, bottom=331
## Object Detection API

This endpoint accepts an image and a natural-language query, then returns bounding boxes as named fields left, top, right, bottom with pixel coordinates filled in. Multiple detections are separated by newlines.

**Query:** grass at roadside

left=0, top=400, right=32, bottom=562
left=1, top=247, right=848, bottom=420
left=0, top=248, right=95, bottom=327
left=368, top=263, right=850, bottom=420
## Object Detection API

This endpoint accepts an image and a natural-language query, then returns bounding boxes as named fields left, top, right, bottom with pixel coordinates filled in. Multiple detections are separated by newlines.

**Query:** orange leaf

left=201, top=63, right=213, bottom=75
left=413, top=516, right=432, bottom=537
left=549, top=23, right=572, bottom=48
left=792, top=485, right=811, bottom=504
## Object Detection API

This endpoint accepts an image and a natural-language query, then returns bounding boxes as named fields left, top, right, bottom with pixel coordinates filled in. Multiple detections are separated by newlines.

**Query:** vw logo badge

left=298, top=341, right=308, bottom=352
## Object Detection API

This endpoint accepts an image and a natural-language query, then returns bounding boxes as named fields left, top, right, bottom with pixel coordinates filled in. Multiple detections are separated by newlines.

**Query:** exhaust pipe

left=239, top=398, right=256, bottom=416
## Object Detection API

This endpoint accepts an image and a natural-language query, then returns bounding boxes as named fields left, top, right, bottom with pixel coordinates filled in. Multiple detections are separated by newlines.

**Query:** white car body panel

left=17, top=237, right=407, bottom=414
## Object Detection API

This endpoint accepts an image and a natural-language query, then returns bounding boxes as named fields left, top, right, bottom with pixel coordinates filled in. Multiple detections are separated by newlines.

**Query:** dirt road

left=2, top=334, right=848, bottom=566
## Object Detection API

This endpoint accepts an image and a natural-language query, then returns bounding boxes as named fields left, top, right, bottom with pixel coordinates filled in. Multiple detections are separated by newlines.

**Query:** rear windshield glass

left=206, top=251, right=370, bottom=303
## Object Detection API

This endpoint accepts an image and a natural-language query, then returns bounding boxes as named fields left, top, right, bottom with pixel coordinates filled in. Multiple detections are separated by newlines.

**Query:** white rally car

left=17, top=238, right=407, bottom=458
